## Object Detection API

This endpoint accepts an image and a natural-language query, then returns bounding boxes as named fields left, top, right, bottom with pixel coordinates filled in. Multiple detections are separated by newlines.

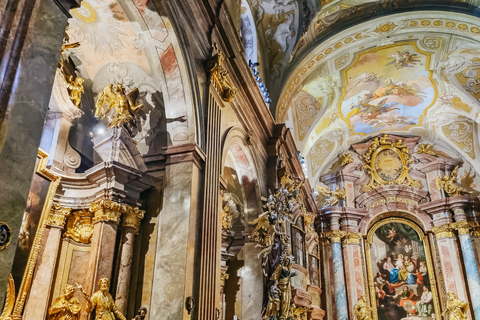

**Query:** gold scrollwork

left=221, top=205, right=234, bottom=230
left=365, top=218, right=441, bottom=320
left=316, top=186, right=346, bottom=208
left=324, top=229, right=345, bottom=243
left=63, top=209, right=94, bottom=244
left=206, top=44, right=237, bottom=103
left=90, top=199, right=123, bottom=224
left=0, top=274, right=15, bottom=320
left=343, top=231, right=363, bottom=245
left=362, top=134, right=420, bottom=191
left=122, top=206, right=144, bottom=235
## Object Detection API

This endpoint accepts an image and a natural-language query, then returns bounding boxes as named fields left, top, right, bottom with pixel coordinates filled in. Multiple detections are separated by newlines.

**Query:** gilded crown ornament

left=361, top=134, right=420, bottom=191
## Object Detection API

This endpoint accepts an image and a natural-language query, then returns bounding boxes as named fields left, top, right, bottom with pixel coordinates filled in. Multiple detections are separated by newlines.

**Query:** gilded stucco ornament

left=122, top=206, right=145, bottom=234
left=361, top=134, right=420, bottom=191
left=436, top=166, right=471, bottom=196
left=417, top=144, right=437, bottom=156
left=206, top=44, right=237, bottom=102
left=221, top=204, right=234, bottom=230
left=324, top=229, right=346, bottom=243
left=290, top=305, right=308, bottom=320
left=316, top=186, right=346, bottom=208
left=339, top=153, right=353, bottom=166
left=0, top=274, right=14, bottom=320
left=431, top=224, right=454, bottom=239
left=63, top=210, right=94, bottom=244
left=95, top=83, right=144, bottom=129
left=90, top=199, right=123, bottom=224
left=343, top=231, right=362, bottom=245
left=58, top=62, right=84, bottom=108
left=47, top=284, right=82, bottom=320
left=48, top=205, right=72, bottom=227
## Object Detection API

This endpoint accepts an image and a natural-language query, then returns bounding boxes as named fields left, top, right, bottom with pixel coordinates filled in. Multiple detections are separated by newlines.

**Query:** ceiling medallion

left=361, top=134, right=420, bottom=191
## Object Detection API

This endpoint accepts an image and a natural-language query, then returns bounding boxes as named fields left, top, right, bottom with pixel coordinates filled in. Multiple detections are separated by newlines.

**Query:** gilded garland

left=361, top=134, right=420, bottom=191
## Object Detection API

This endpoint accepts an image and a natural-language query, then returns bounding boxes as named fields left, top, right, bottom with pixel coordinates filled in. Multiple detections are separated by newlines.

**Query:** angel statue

left=58, top=57, right=84, bottom=107
left=436, top=166, right=470, bottom=197
left=354, top=295, right=372, bottom=320
left=442, top=291, right=469, bottom=320
left=95, top=83, right=144, bottom=131
left=317, top=185, right=346, bottom=208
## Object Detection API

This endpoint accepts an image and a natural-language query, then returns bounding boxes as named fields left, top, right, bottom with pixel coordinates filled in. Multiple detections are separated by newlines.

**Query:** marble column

left=0, top=0, right=78, bottom=305
left=431, top=224, right=470, bottom=305
left=326, top=230, right=348, bottom=320
left=23, top=205, right=71, bottom=320
left=82, top=199, right=122, bottom=320
left=452, top=219, right=480, bottom=319
left=342, top=232, right=364, bottom=320
left=115, top=206, right=144, bottom=315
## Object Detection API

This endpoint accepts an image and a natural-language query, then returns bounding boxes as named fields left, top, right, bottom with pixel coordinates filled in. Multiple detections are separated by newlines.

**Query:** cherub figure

left=436, top=166, right=471, bottom=196
left=387, top=50, right=420, bottom=69
left=95, top=83, right=144, bottom=130
left=442, top=291, right=469, bottom=320
left=316, top=186, right=346, bottom=208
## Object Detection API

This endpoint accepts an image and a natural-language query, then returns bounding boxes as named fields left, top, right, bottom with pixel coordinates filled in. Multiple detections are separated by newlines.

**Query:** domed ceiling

left=270, top=10, right=480, bottom=195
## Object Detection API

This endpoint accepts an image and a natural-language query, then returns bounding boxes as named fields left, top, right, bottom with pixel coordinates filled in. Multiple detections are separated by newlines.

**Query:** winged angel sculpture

left=95, top=84, right=143, bottom=131
left=249, top=173, right=303, bottom=320
left=316, top=185, right=346, bottom=208
left=436, top=166, right=471, bottom=197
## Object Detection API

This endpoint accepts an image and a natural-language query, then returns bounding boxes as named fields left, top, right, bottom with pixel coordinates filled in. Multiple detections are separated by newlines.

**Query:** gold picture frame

left=4, top=149, right=61, bottom=319
left=365, top=217, right=441, bottom=320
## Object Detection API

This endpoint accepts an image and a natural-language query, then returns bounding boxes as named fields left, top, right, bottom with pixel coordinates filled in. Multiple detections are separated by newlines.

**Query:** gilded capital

left=90, top=199, right=123, bottom=224
left=122, top=205, right=145, bottom=234
left=451, top=220, right=471, bottom=235
left=48, top=204, right=72, bottom=227
left=343, top=231, right=363, bottom=245
left=432, top=224, right=454, bottom=239
left=325, top=230, right=345, bottom=243
left=220, top=270, right=229, bottom=287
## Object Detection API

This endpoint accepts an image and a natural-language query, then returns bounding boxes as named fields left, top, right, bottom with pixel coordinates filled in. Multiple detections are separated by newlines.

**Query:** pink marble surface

left=353, top=246, right=364, bottom=298
left=440, top=242, right=457, bottom=293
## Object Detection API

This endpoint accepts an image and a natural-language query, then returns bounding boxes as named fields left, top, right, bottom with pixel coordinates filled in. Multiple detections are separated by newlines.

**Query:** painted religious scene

left=370, top=222, right=435, bottom=320
left=340, top=43, right=436, bottom=134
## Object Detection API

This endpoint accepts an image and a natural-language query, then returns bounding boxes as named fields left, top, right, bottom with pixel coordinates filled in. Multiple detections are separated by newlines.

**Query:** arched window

left=291, top=216, right=306, bottom=268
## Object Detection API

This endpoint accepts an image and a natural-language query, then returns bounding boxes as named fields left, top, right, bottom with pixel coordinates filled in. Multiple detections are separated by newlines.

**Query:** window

left=291, top=225, right=306, bottom=268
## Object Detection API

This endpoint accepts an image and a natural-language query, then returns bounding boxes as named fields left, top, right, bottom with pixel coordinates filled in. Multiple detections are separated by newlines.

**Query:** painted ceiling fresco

left=340, top=43, right=436, bottom=135
left=276, top=11, right=480, bottom=193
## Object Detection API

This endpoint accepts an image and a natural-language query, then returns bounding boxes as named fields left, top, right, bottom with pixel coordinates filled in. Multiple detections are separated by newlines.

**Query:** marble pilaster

left=342, top=233, right=364, bottom=320
left=115, top=207, right=144, bottom=315
left=23, top=205, right=71, bottom=320
left=0, top=0, right=78, bottom=305
left=326, top=231, right=348, bottom=320
left=81, top=200, right=122, bottom=320
left=452, top=220, right=480, bottom=319
left=149, top=160, right=202, bottom=320
left=241, top=242, right=263, bottom=319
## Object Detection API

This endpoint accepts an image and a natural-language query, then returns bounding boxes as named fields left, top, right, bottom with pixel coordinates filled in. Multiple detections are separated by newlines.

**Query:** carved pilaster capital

left=451, top=220, right=472, bottom=235
left=90, top=199, right=123, bottom=224
left=343, top=231, right=363, bottom=245
left=220, top=270, right=229, bottom=287
left=48, top=204, right=72, bottom=227
left=324, top=230, right=346, bottom=243
left=122, top=205, right=145, bottom=234
left=432, top=224, right=455, bottom=239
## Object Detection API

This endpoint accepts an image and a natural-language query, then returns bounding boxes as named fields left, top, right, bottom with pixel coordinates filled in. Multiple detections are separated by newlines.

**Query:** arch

left=359, top=209, right=432, bottom=236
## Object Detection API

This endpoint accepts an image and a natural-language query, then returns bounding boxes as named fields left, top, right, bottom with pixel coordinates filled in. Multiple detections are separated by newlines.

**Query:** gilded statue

left=316, top=186, right=346, bottom=208
left=95, top=83, right=143, bottom=129
left=442, top=291, right=469, bottom=320
left=436, top=166, right=470, bottom=197
left=47, top=284, right=82, bottom=320
left=80, top=278, right=126, bottom=320
left=58, top=58, right=84, bottom=108
left=354, top=294, right=372, bottom=320
left=269, top=248, right=296, bottom=320
left=417, top=144, right=437, bottom=156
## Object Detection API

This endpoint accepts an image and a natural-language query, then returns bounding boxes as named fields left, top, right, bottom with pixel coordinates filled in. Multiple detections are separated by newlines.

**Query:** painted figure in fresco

left=270, top=249, right=296, bottom=320
left=354, top=294, right=373, bottom=320
left=386, top=51, right=420, bottom=69
left=418, top=261, right=429, bottom=288
left=416, top=286, right=434, bottom=316
left=398, top=286, right=417, bottom=309
left=383, top=257, right=399, bottom=284
left=82, top=278, right=126, bottom=320
left=48, top=284, right=82, bottom=320
left=133, top=307, right=147, bottom=320
left=404, top=256, right=416, bottom=284
left=442, top=292, right=469, bottom=320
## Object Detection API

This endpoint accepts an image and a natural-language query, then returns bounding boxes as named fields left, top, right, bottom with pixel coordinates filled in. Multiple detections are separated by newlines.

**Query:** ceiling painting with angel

left=339, top=43, right=436, bottom=135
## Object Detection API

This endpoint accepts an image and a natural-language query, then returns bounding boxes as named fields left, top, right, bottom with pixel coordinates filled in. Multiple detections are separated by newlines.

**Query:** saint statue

left=354, top=294, right=372, bottom=320
left=48, top=284, right=82, bottom=320
left=442, top=291, right=469, bottom=320
left=269, top=248, right=296, bottom=320
left=81, top=278, right=126, bottom=320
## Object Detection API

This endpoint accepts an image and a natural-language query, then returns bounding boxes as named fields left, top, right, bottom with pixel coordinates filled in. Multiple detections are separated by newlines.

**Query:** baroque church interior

left=2, top=0, right=480, bottom=320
